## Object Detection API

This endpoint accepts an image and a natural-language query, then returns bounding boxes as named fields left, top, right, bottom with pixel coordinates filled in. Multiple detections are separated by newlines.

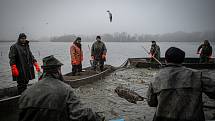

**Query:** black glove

left=95, top=112, right=105, bottom=121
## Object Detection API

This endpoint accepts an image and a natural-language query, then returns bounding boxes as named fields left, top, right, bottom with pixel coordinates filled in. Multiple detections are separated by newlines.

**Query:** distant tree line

left=51, top=35, right=76, bottom=42
left=50, top=31, right=215, bottom=42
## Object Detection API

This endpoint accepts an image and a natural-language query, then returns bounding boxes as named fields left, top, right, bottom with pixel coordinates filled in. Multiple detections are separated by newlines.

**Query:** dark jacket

left=9, top=41, right=36, bottom=81
left=198, top=44, right=212, bottom=57
left=147, top=65, right=215, bottom=121
left=19, top=76, right=101, bottom=121
left=91, top=41, right=107, bottom=60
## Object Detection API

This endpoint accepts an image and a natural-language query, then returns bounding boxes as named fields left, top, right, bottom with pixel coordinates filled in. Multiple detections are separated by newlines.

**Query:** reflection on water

left=0, top=42, right=214, bottom=88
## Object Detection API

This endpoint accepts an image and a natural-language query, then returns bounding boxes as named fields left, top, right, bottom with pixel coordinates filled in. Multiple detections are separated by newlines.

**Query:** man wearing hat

left=18, top=55, right=104, bottom=121
left=147, top=47, right=215, bottom=121
left=149, top=41, right=160, bottom=63
left=9, top=33, right=40, bottom=94
left=91, top=36, right=107, bottom=71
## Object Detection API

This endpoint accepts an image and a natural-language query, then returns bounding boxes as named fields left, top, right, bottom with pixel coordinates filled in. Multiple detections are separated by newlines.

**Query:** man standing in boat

left=9, top=33, right=40, bottom=94
left=150, top=41, right=160, bottom=63
left=18, top=55, right=105, bottom=121
left=197, top=40, right=212, bottom=63
left=70, top=37, right=83, bottom=76
left=147, top=47, right=215, bottom=121
left=91, top=36, right=107, bottom=71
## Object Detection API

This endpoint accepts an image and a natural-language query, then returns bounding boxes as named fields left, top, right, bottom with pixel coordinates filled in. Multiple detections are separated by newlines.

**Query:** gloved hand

left=72, top=60, right=78, bottom=65
left=102, top=54, right=106, bottom=60
left=91, top=56, right=95, bottom=60
left=34, top=62, right=41, bottom=72
left=149, top=53, right=154, bottom=58
left=11, top=64, right=19, bottom=77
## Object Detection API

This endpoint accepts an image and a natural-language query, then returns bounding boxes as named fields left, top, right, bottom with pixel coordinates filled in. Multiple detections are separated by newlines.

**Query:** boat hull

left=126, top=58, right=215, bottom=69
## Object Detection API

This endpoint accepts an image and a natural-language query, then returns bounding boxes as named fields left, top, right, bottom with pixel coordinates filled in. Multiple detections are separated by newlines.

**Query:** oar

left=141, top=46, right=162, bottom=65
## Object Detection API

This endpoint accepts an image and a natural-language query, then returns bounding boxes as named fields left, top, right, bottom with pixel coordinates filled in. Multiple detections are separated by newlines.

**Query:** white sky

left=0, top=0, right=215, bottom=40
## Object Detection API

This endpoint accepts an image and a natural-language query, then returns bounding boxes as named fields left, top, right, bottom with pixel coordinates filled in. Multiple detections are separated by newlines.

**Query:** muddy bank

left=73, top=67, right=215, bottom=121
left=73, top=68, right=158, bottom=121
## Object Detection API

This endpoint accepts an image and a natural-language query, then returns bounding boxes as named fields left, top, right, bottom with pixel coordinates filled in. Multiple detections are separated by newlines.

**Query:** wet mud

left=73, top=67, right=215, bottom=121
left=73, top=68, right=158, bottom=121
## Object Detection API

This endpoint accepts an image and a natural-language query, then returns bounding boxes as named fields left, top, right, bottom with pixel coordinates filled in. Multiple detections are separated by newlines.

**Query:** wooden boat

left=0, top=60, right=214, bottom=120
left=63, top=65, right=115, bottom=88
left=124, top=57, right=215, bottom=69
left=0, top=65, right=115, bottom=121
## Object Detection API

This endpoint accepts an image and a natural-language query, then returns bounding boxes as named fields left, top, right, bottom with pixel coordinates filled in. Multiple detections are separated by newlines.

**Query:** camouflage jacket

left=91, top=41, right=107, bottom=60
left=147, top=64, right=215, bottom=121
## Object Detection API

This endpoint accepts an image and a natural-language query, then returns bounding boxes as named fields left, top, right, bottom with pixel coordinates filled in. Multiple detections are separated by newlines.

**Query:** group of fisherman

left=8, top=33, right=108, bottom=121
left=9, top=33, right=107, bottom=94
left=8, top=33, right=215, bottom=121
left=70, top=35, right=107, bottom=76
left=149, top=39, right=213, bottom=64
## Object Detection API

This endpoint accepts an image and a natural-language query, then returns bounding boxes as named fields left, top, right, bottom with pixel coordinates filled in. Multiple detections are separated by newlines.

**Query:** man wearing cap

left=147, top=47, right=215, bottom=121
left=9, top=33, right=40, bottom=94
left=70, top=37, right=83, bottom=76
left=91, top=36, right=107, bottom=71
left=18, top=55, right=104, bottom=121
left=150, top=41, right=160, bottom=63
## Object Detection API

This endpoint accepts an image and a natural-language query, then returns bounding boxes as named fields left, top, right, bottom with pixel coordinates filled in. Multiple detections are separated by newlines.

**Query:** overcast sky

left=0, top=0, right=215, bottom=40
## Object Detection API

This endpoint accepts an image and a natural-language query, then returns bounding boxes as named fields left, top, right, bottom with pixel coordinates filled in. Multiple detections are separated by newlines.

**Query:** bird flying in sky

left=107, top=10, right=112, bottom=22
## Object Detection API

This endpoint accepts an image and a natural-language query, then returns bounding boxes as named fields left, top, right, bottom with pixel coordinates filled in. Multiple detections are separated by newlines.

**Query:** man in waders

left=197, top=40, right=212, bottom=63
left=150, top=41, right=160, bottom=63
left=147, top=47, right=215, bottom=121
left=91, top=36, right=107, bottom=71
left=9, top=33, right=40, bottom=94
left=18, top=55, right=105, bottom=121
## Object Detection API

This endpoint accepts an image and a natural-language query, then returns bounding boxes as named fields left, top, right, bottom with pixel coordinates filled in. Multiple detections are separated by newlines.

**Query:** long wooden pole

left=141, top=46, right=162, bottom=65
